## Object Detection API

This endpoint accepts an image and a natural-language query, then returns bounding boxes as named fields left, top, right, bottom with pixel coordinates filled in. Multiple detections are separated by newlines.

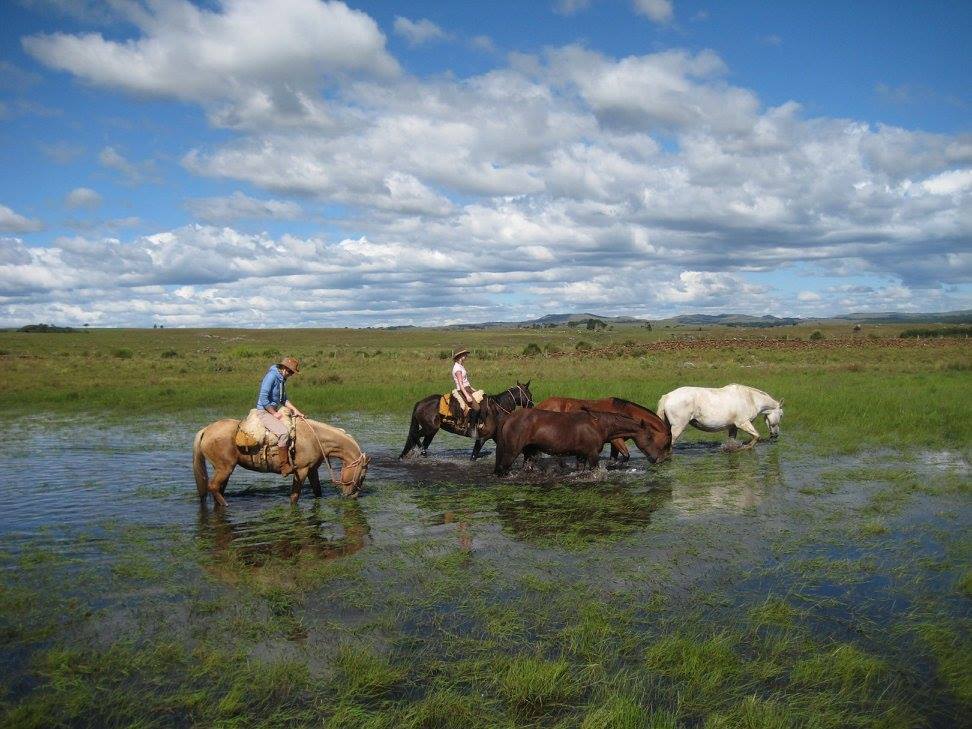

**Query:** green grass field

left=0, top=323, right=969, bottom=727
left=2, top=323, right=969, bottom=452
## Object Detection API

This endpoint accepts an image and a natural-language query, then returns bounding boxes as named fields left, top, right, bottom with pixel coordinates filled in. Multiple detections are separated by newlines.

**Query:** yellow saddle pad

left=438, top=394, right=452, bottom=417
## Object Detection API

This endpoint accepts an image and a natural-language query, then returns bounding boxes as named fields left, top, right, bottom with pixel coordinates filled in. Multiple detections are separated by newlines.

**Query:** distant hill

left=440, top=309, right=971, bottom=329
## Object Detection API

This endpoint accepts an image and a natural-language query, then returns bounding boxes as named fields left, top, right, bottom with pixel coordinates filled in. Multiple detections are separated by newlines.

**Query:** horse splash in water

left=536, top=396, right=671, bottom=463
left=656, top=384, right=784, bottom=450
left=399, top=381, right=533, bottom=460
left=193, top=417, right=370, bottom=507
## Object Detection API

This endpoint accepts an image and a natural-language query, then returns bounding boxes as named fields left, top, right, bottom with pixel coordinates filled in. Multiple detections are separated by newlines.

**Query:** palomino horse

left=536, top=396, right=671, bottom=463
left=399, top=381, right=533, bottom=460
left=494, top=409, right=668, bottom=476
left=193, top=417, right=370, bottom=507
left=656, top=384, right=784, bottom=450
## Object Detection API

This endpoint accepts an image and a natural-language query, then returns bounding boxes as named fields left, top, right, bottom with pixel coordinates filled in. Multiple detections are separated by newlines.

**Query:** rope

left=302, top=418, right=366, bottom=489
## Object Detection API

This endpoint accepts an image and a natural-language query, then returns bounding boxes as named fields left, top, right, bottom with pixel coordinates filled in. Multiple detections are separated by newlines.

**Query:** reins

left=491, top=384, right=534, bottom=414
left=302, top=419, right=366, bottom=489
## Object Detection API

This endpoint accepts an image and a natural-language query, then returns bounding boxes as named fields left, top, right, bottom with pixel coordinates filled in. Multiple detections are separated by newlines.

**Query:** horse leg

left=728, top=425, right=738, bottom=441
left=399, top=417, right=422, bottom=459
left=421, top=429, right=437, bottom=456
left=208, top=465, right=232, bottom=508
left=736, top=420, right=760, bottom=450
left=290, top=467, right=309, bottom=505
left=609, top=438, right=629, bottom=462
left=669, top=420, right=687, bottom=444
left=309, top=467, right=322, bottom=498
left=470, top=437, right=484, bottom=460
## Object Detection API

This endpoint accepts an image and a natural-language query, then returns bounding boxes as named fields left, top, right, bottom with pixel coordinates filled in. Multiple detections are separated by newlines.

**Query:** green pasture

left=1, top=324, right=969, bottom=452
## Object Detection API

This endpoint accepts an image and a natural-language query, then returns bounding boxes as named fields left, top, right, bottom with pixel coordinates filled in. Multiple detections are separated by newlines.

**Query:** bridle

left=491, top=384, right=534, bottom=415
left=304, top=419, right=367, bottom=490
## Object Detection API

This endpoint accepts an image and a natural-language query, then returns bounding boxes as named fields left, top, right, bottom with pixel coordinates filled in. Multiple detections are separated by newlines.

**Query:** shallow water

left=1, top=413, right=969, bottom=725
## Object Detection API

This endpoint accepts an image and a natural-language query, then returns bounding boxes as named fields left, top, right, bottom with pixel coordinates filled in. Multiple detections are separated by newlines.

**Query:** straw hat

left=452, top=348, right=470, bottom=360
left=278, top=356, right=300, bottom=374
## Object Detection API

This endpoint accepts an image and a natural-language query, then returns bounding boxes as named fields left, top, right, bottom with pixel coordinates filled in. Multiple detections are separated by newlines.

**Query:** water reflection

left=415, top=478, right=673, bottom=550
left=197, top=500, right=370, bottom=574
left=668, top=446, right=786, bottom=515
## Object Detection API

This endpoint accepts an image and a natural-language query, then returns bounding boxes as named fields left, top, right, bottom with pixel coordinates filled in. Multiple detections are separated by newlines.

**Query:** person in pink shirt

left=452, top=348, right=481, bottom=428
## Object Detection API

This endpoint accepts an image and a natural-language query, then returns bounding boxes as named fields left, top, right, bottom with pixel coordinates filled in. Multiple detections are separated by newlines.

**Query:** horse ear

left=778, top=399, right=784, bottom=408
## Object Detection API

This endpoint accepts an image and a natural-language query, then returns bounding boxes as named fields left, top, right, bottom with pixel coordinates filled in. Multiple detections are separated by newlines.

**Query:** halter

left=304, top=420, right=367, bottom=489
left=491, top=384, right=534, bottom=414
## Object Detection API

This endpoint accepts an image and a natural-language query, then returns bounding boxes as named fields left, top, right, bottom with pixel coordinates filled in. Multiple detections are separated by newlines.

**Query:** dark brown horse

left=536, top=396, right=672, bottom=462
left=494, top=408, right=668, bottom=476
left=399, top=381, right=533, bottom=460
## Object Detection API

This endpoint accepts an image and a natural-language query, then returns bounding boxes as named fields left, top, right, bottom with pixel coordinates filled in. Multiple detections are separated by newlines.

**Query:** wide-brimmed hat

left=278, top=356, right=300, bottom=374
left=452, top=348, right=470, bottom=360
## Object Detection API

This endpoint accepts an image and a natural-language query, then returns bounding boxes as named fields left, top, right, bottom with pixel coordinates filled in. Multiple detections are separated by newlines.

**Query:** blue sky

left=0, top=0, right=969, bottom=327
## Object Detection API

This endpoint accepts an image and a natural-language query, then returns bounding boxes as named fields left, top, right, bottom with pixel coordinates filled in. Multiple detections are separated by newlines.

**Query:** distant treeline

left=899, top=327, right=970, bottom=338
left=17, top=323, right=79, bottom=333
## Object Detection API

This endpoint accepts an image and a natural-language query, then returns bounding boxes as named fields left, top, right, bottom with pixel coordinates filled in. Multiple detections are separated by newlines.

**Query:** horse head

left=339, top=452, right=370, bottom=497
left=634, top=416, right=672, bottom=464
left=765, top=399, right=784, bottom=438
left=515, top=380, right=534, bottom=408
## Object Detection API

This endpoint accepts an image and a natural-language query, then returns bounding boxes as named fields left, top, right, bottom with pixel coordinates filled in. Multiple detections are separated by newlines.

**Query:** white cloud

left=11, top=2, right=972, bottom=324
left=0, top=204, right=42, bottom=233
left=633, top=0, right=674, bottom=24
left=186, top=191, right=303, bottom=223
left=921, top=169, right=972, bottom=196
left=98, top=146, right=157, bottom=184
left=393, top=17, right=448, bottom=47
left=23, top=0, right=399, bottom=128
left=65, top=187, right=102, bottom=210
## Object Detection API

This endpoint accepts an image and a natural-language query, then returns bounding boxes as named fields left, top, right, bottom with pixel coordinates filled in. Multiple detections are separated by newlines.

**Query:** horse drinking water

left=193, top=417, right=370, bottom=507
left=656, top=384, right=784, bottom=450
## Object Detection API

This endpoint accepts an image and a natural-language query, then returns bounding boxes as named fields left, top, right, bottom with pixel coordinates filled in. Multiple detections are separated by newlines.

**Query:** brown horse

left=494, top=408, right=667, bottom=476
left=192, top=417, right=370, bottom=507
left=399, top=381, right=533, bottom=460
left=536, top=396, right=671, bottom=463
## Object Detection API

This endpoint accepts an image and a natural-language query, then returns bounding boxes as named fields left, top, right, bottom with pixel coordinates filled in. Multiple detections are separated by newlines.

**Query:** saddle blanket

left=234, top=407, right=296, bottom=448
left=438, top=389, right=484, bottom=417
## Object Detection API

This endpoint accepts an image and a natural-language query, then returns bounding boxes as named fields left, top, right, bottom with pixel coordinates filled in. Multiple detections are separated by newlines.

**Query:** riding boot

left=278, top=445, right=295, bottom=476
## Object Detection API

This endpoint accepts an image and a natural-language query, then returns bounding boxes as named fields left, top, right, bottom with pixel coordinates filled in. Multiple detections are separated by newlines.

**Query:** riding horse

left=494, top=408, right=668, bottom=476
left=193, top=417, right=370, bottom=507
left=399, top=381, right=533, bottom=460
left=656, top=384, right=784, bottom=449
left=536, top=396, right=671, bottom=462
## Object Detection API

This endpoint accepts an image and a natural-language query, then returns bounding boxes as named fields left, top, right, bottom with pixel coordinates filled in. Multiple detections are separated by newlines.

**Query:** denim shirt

left=257, top=365, right=287, bottom=410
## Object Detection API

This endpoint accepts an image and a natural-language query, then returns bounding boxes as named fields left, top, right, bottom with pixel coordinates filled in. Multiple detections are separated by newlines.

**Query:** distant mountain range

left=432, top=309, right=972, bottom=329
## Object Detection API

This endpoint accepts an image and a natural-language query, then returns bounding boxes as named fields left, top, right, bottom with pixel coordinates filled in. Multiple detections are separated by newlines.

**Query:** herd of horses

left=192, top=381, right=784, bottom=507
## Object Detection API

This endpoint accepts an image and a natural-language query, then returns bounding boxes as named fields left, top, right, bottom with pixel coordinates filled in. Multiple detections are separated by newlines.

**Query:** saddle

left=234, top=408, right=297, bottom=472
left=438, top=390, right=484, bottom=432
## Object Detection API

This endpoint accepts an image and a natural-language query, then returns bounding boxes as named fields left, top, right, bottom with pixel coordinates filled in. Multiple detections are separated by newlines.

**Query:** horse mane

left=611, top=397, right=658, bottom=415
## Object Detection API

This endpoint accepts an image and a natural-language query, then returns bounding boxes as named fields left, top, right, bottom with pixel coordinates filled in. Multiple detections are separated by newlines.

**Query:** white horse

left=656, top=384, right=784, bottom=449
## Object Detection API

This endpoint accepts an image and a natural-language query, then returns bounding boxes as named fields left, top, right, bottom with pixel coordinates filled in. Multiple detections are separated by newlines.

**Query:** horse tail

left=399, top=405, right=422, bottom=459
left=655, top=395, right=667, bottom=422
left=193, top=427, right=209, bottom=498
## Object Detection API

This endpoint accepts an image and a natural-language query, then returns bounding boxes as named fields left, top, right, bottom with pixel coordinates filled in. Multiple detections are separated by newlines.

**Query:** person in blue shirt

left=256, top=356, right=306, bottom=476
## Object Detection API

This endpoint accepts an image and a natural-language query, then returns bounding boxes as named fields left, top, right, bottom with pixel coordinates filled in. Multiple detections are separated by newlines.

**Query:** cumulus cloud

left=0, top=204, right=42, bottom=233
left=98, top=146, right=157, bottom=184
left=393, top=17, right=449, bottom=46
left=65, top=186, right=101, bottom=210
left=185, top=191, right=303, bottom=224
left=633, top=0, right=674, bottom=24
left=23, top=0, right=398, bottom=129
left=11, top=2, right=972, bottom=324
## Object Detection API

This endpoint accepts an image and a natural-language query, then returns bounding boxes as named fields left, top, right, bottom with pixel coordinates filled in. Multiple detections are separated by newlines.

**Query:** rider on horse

left=256, top=356, right=306, bottom=476
left=452, top=348, right=481, bottom=430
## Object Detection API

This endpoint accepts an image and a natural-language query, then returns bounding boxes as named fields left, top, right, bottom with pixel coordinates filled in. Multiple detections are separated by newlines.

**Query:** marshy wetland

left=0, top=325, right=969, bottom=727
